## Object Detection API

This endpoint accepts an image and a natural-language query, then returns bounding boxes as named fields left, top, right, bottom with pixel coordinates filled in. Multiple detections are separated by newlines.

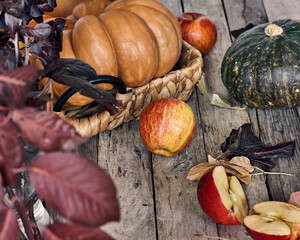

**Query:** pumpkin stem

left=264, top=24, right=283, bottom=37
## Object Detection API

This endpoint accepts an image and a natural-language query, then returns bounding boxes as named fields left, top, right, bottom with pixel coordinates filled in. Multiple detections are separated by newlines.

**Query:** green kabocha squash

left=221, top=19, right=300, bottom=108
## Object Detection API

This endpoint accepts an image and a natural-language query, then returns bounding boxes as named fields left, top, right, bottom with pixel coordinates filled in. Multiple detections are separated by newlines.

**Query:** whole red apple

left=244, top=201, right=300, bottom=240
left=177, top=12, right=217, bottom=56
left=197, top=166, right=248, bottom=225
left=139, top=98, right=195, bottom=157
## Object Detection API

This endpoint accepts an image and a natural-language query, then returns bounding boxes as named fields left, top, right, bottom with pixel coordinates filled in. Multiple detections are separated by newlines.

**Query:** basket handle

left=53, top=75, right=127, bottom=112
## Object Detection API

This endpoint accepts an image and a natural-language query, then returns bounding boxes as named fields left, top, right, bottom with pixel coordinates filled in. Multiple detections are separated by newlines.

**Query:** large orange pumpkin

left=42, top=0, right=182, bottom=107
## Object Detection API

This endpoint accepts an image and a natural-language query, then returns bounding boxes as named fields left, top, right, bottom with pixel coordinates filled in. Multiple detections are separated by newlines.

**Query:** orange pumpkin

left=43, top=0, right=182, bottom=107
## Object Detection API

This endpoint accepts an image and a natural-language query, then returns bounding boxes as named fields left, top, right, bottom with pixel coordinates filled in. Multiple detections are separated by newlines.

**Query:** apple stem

left=252, top=167, right=293, bottom=177
left=193, top=234, right=230, bottom=240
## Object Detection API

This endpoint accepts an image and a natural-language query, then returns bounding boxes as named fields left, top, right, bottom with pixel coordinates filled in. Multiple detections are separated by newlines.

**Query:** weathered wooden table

left=76, top=0, right=300, bottom=239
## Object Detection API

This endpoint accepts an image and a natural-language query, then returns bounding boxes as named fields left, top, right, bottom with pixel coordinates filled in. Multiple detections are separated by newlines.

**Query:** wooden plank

left=263, top=0, right=300, bottom=21
left=223, top=0, right=267, bottom=34
left=152, top=3, right=218, bottom=240
left=252, top=108, right=300, bottom=202
left=160, top=0, right=182, bottom=16
left=192, top=0, right=269, bottom=239
left=97, top=121, right=156, bottom=239
left=75, top=135, right=99, bottom=163
left=151, top=91, right=218, bottom=239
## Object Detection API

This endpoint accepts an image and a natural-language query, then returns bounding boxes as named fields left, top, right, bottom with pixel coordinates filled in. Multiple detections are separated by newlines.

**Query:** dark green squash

left=221, top=19, right=300, bottom=108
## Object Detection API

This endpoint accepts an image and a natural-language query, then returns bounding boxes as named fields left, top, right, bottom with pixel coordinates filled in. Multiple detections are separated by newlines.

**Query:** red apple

left=244, top=201, right=300, bottom=240
left=139, top=98, right=195, bottom=157
left=197, top=166, right=248, bottom=225
left=177, top=12, right=217, bottom=56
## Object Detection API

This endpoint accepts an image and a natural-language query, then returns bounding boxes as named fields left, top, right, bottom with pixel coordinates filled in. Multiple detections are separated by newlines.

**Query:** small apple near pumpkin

left=177, top=12, right=217, bottom=56
left=139, top=98, right=195, bottom=157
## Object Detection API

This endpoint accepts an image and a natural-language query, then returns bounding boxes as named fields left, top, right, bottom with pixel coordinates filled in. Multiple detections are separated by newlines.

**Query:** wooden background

left=74, top=0, right=300, bottom=239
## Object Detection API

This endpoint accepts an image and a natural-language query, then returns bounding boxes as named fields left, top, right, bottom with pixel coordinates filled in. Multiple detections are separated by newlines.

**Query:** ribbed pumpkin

left=43, top=0, right=182, bottom=107
left=221, top=19, right=300, bottom=108
left=47, top=0, right=109, bottom=19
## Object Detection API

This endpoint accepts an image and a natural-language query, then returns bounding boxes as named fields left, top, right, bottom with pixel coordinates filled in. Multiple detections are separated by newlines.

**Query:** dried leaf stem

left=6, top=187, right=36, bottom=240
left=252, top=166, right=293, bottom=177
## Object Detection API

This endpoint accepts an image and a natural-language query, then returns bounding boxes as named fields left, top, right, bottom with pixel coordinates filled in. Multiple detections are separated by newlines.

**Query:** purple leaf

left=238, top=123, right=262, bottom=150
left=42, top=222, right=114, bottom=240
left=249, top=158, right=276, bottom=170
left=29, top=0, right=56, bottom=12
left=26, top=0, right=56, bottom=22
left=0, top=116, right=23, bottom=186
left=0, top=175, right=5, bottom=210
left=0, top=64, right=39, bottom=108
left=29, top=152, right=120, bottom=227
left=221, top=127, right=240, bottom=152
left=0, top=0, right=24, bottom=18
left=39, top=18, right=65, bottom=63
left=29, top=18, right=65, bottom=63
left=4, top=12, right=22, bottom=36
left=0, top=208, right=18, bottom=240
left=22, top=23, right=52, bottom=40
left=223, top=123, right=295, bottom=170
left=25, top=92, right=51, bottom=108
left=42, top=58, right=97, bottom=80
left=11, top=107, right=87, bottom=152
left=0, top=48, right=16, bottom=70
left=252, top=141, right=295, bottom=158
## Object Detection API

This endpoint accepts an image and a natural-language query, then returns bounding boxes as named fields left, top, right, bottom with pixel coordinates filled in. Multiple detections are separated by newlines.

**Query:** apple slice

left=197, top=166, right=248, bottom=225
left=244, top=201, right=300, bottom=240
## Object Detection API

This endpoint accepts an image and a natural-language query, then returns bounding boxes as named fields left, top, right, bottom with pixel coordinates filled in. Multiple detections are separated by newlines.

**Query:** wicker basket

left=55, top=41, right=204, bottom=136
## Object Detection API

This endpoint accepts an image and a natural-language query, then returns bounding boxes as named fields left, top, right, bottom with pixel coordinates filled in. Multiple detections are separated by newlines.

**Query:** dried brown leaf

left=220, top=160, right=252, bottom=184
left=208, top=155, right=218, bottom=164
left=188, top=155, right=252, bottom=184
left=230, top=156, right=255, bottom=172
left=187, top=162, right=216, bottom=181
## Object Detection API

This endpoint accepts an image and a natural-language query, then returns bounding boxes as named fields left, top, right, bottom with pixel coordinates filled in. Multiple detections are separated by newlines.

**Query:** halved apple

left=197, top=166, right=248, bottom=225
left=244, top=201, right=300, bottom=240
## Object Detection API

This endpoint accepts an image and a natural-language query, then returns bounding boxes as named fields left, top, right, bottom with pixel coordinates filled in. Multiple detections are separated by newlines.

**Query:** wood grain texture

left=198, top=0, right=270, bottom=239
left=263, top=0, right=300, bottom=21
left=223, top=0, right=267, bottom=36
left=152, top=91, right=218, bottom=239
left=255, top=108, right=300, bottom=202
left=97, top=121, right=156, bottom=239
left=182, top=0, right=232, bottom=98
left=182, top=0, right=255, bottom=239
left=151, top=1, right=218, bottom=238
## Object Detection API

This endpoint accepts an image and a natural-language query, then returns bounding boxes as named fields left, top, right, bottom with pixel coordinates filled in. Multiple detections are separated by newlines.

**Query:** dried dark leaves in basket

left=42, top=58, right=127, bottom=115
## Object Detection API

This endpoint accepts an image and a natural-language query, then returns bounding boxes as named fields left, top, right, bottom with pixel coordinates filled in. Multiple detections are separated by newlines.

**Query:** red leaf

left=42, top=222, right=114, bottom=240
left=0, top=64, right=39, bottom=108
left=0, top=208, right=18, bottom=240
left=0, top=118, right=23, bottom=186
left=11, top=107, right=87, bottom=152
left=29, top=152, right=120, bottom=227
